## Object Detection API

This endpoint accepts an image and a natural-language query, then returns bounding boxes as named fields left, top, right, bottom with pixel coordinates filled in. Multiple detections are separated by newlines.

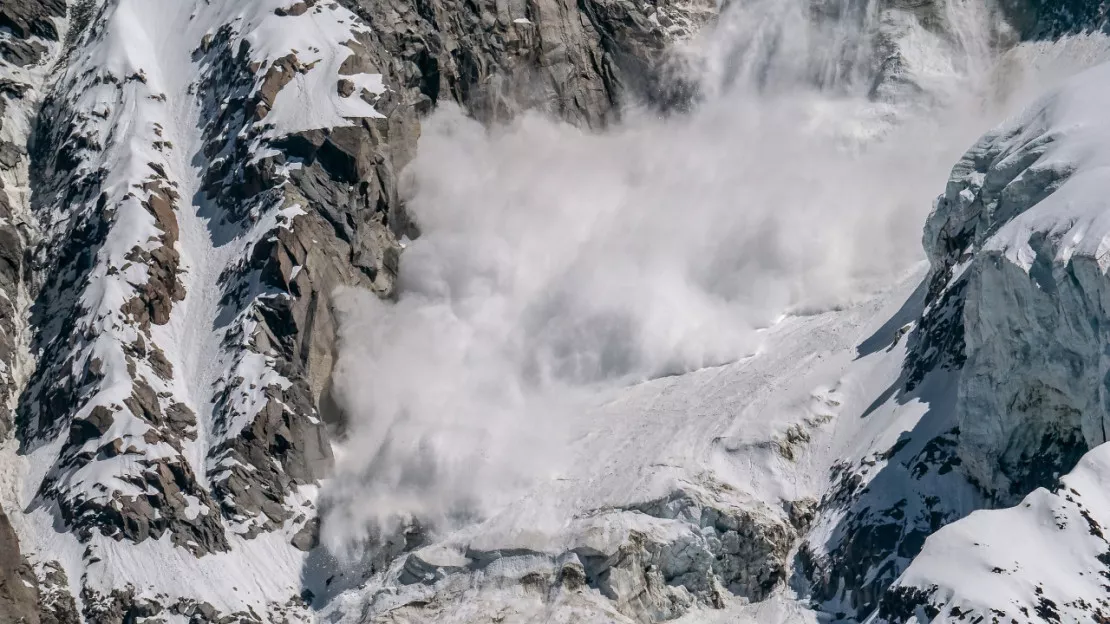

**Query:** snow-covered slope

left=4, top=0, right=1110, bottom=622
left=869, top=52, right=1110, bottom=624
left=6, top=0, right=395, bottom=618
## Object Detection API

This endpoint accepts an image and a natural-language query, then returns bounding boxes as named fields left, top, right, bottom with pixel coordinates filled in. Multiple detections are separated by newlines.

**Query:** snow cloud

left=314, top=0, right=1100, bottom=558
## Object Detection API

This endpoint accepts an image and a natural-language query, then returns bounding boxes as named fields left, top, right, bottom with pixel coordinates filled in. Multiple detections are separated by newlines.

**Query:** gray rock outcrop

left=338, top=0, right=713, bottom=128
left=0, top=508, right=39, bottom=624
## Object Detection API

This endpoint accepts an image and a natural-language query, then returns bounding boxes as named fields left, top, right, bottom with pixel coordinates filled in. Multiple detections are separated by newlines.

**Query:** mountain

left=2, top=0, right=1110, bottom=622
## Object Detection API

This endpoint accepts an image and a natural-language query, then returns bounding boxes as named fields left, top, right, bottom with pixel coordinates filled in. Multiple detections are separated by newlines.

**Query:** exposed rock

left=873, top=442, right=1110, bottom=622
left=998, top=0, right=1110, bottom=39
left=868, top=0, right=1015, bottom=104
left=337, top=0, right=716, bottom=129
left=0, top=505, right=40, bottom=624
left=209, top=385, right=332, bottom=536
left=918, top=88, right=1104, bottom=503
left=121, top=177, right=185, bottom=328
left=6, top=0, right=1110, bottom=622
left=36, top=562, right=79, bottom=624
left=170, top=0, right=717, bottom=547
left=0, top=0, right=721, bottom=616
left=254, top=53, right=309, bottom=120
left=291, top=517, right=320, bottom=552
left=783, top=497, right=817, bottom=531
left=0, top=39, right=48, bottom=68
left=275, top=0, right=317, bottom=18
left=81, top=586, right=165, bottom=624
left=800, top=421, right=983, bottom=619
left=0, top=0, right=66, bottom=41
left=19, top=48, right=226, bottom=552
left=802, top=30, right=1110, bottom=620
left=0, top=142, right=25, bottom=170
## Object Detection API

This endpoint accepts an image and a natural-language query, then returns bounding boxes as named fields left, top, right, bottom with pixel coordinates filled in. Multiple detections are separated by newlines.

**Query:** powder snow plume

left=316, top=0, right=1061, bottom=557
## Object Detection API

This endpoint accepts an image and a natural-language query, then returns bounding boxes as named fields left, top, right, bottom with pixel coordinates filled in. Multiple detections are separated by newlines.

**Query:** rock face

left=0, top=0, right=63, bottom=448
left=0, top=507, right=39, bottom=624
left=998, top=0, right=1110, bottom=38
left=337, top=0, right=714, bottom=129
left=0, top=0, right=718, bottom=620
left=13, top=0, right=713, bottom=560
left=0, top=0, right=65, bottom=44
left=917, top=57, right=1110, bottom=504
left=0, top=0, right=66, bottom=620
left=875, top=441, right=1110, bottom=623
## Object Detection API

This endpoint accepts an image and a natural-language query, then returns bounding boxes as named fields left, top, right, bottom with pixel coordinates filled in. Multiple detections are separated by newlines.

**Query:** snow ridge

left=7, top=0, right=396, bottom=619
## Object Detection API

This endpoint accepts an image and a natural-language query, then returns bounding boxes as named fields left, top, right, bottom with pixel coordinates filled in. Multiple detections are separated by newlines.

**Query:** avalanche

left=3, top=0, right=1110, bottom=622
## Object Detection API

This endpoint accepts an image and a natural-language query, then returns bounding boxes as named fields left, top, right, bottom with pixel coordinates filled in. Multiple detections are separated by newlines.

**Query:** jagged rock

left=275, top=0, right=316, bottom=18
left=0, top=38, right=47, bottom=68
left=255, top=53, right=306, bottom=120
left=210, top=387, right=333, bottom=535
left=0, top=0, right=66, bottom=41
left=998, top=0, right=1110, bottom=38
left=164, top=403, right=197, bottom=439
left=291, top=518, right=320, bottom=552
left=173, top=0, right=715, bottom=548
left=337, top=0, right=715, bottom=128
left=0, top=0, right=716, bottom=616
left=66, top=405, right=115, bottom=447
left=917, top=75, right=1110, bottom=503
left=6, top=0, right=1109, bottom=621
left=81, top=586, right=165, bottom=624
left=0, top=142, right=23, bottom=170
left=36, top=562, right=79, bottom=624
left=121, top=178, right=185, bottom=328
left=53, top=458, right=229, bottom=556
left=784, top=497, right=818, bottom=531
left=0, top=505, right=40, bottom=624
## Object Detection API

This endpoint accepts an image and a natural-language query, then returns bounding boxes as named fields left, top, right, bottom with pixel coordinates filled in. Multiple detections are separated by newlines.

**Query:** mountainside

left=873, top=54, right=1110, bottom=624
left=0, top=0, right=715, bottom=621
left=3, top=0, right=1110, bottom=623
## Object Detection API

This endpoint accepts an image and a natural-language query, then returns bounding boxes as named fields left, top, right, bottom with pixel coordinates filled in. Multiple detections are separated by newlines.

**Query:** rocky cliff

left=866, top=51, right=1110, bottom=624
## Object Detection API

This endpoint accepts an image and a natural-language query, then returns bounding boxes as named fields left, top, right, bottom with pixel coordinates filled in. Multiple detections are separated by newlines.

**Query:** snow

left=317, top=264, right=954, bottom=622
left=240, top=0, right=386, bottom=130
left=979, top=61, right=1110, bottom=269
left=865, top=41, right=1110, bottom=624
left=80, top=515, right=309, bottom=616
left=6, top=0, right=1110, bottom=621
left=887, top=443, right=1110, bottom=622
left=314, top=6, right=1110, bottom=623
left=0, top=0, right=389, bottom=617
